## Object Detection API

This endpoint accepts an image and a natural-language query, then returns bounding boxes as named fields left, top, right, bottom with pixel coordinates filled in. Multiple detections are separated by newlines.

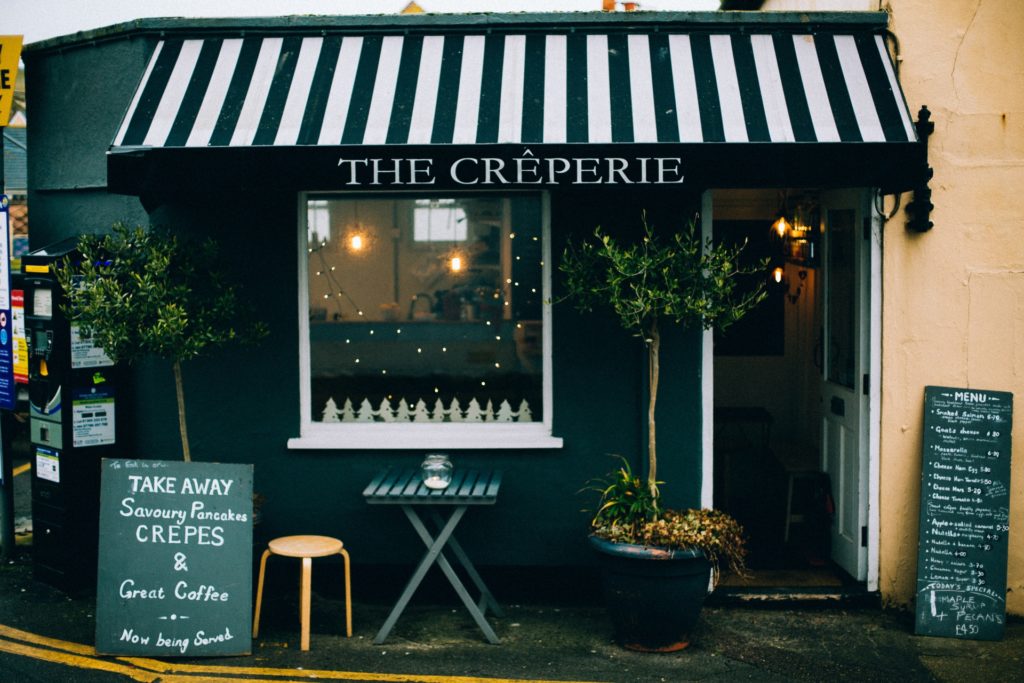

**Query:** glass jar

left=420, top=453, right=453, bottom=490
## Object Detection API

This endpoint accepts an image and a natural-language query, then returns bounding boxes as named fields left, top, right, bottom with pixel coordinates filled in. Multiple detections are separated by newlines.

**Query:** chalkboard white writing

left=915, top=386, right=1012, bottom=640
left=95, top=459, right=253, bottom=656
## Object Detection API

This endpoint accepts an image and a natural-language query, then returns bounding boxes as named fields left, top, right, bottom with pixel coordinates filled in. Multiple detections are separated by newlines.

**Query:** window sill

left=287, top=423, right=564, bottom=450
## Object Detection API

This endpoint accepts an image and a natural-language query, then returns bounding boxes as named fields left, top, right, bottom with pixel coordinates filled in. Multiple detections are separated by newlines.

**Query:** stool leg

left=253, top=549, right=272, bottom=638
left=300, top=557, right=312, bottom=651
left=340, top=548, right=352, bottom=637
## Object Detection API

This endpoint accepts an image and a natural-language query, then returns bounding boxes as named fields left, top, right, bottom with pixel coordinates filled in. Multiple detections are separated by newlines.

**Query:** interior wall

left=712, top=189, right=821, bottom=457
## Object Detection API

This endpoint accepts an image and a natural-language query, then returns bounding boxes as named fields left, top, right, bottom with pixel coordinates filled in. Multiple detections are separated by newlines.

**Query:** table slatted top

left=363, top=468, right=501, bottom=505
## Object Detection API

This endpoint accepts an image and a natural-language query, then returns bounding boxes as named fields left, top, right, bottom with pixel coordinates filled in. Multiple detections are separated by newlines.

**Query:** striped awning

left=115, top=31, right=915, bottom=149
left=108, top=21, right=923, bottom=194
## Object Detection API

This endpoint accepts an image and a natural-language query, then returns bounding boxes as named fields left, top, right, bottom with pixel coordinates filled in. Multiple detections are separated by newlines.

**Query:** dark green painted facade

left=23, top=16, right=714, bottom=569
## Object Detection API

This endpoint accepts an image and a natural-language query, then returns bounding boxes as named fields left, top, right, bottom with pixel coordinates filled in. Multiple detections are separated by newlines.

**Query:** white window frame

left=288, top=190, right=562, bottom=450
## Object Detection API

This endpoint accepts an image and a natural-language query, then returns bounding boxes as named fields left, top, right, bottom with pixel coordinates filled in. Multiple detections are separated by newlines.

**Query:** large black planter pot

left=589, top=535, right=712, bottom=652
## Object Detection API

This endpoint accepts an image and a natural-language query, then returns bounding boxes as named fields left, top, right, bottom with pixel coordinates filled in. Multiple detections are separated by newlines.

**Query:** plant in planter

left=55, top=223, right=267, bottom=462
left=561, top=214, right=767, bottom=651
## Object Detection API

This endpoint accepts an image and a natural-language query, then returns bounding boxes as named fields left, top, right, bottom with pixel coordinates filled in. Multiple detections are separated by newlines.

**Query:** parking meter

left=23, top=239, right=122, bottom=592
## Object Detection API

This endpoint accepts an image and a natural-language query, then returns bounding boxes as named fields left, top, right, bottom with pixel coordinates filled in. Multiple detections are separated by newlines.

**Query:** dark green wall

left=131, top=187, right=705, bottom=568
left=24, top=35, right=707, bottom=570
left=25, top=37, right=155, bottom=244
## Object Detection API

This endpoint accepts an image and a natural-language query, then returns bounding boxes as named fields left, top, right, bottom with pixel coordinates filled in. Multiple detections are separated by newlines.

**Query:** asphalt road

left=2, top=546, right=1023, bottom=683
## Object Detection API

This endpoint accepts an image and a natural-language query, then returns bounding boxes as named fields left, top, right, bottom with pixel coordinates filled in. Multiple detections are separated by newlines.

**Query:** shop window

left=293, top=193, right=560, bottom=450
left=413, top=199, right=467, bottom=242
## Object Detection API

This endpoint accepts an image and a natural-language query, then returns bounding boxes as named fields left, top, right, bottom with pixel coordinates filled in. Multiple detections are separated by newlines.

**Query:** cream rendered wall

left=881, top=0, right=1024, bottom=614
left=758, top=0, right=1024, bottom=613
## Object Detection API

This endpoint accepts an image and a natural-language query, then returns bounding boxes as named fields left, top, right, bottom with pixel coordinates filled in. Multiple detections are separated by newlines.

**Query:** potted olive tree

left=55, top=223, right=266, bottom=462
left=561, top=214, right=767, bottom=651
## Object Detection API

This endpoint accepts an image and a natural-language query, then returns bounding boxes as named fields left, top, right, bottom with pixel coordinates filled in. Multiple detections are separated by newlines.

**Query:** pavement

left=1, top=545, right=1023, bottom=683
left=3, top=430, right=1024, bottom=683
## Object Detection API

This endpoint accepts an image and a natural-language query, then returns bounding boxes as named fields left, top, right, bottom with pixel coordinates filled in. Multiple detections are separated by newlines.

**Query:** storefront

left=25, top=10, right=938, bottom=599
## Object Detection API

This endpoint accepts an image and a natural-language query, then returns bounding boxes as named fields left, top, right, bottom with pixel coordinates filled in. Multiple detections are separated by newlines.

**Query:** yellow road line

left=0, top=624, right=607, bottom=683
left=13, top=462, right=30, bottom=477
left=122, top=657, right=605, bottom=683
left=0, top=637, right=160, bottom=682
left=0, top=623, right=97, bottom=655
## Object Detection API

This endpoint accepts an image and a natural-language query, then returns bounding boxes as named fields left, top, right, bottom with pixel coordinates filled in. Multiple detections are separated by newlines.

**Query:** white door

left=819, top=190, right=870, bottom=581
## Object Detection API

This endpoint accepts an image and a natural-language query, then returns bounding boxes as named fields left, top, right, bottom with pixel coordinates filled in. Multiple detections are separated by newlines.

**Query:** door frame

left=700, top=189, right=882, bottom=591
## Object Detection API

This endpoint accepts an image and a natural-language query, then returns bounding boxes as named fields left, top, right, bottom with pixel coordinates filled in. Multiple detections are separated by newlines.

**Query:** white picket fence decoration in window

left=320, top=396, right=535, bottom=423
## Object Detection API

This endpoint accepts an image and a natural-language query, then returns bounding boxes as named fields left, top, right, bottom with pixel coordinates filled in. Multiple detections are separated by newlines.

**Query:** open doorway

left=709, top=188, right=875, bottom=592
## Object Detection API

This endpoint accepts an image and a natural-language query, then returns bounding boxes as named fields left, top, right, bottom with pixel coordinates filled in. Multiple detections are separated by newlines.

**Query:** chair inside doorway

left=713, top=410, right=844, bottom=590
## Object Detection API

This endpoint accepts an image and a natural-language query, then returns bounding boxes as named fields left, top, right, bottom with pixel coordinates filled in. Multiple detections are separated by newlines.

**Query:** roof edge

left=25, top=10, right=890, bottom=54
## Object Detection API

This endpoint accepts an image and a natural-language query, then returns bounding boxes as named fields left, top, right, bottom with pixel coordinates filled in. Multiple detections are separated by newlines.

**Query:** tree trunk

left=647, top=320, right=660, bottom=499
left=173, top=359, right=191, bottom=462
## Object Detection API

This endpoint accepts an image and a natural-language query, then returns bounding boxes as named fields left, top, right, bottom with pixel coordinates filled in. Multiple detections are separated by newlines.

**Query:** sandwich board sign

left=95, top=459, right=253, bottom=656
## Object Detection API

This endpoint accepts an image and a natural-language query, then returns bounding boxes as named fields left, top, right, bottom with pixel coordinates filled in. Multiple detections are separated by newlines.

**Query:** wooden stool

left=252, top=535, right=352, bottom=651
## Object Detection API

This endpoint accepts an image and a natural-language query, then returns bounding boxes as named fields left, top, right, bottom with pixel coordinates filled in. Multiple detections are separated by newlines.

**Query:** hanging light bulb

left=450, top=255, right=463, bottom=272
left=772, top=214, right=791, bottom=238
left=772, top=266, right=785, bottom=284
left=349, top=234, right=364, bottom=251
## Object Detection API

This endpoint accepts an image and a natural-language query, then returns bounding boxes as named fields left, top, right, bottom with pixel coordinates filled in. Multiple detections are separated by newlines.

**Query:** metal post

left=0, top=404, right=14, bottom=561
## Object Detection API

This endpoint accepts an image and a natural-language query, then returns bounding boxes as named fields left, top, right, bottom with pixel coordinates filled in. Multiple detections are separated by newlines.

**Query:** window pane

left=826, top=208, right=856, bottom=389
left=413, top=199, right=468, bottom=242
left=306, top=195, right=544, bottom=423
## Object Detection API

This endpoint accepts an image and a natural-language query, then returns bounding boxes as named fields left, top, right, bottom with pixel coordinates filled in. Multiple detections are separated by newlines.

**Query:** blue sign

left=0, top=196, right=14, bottom=410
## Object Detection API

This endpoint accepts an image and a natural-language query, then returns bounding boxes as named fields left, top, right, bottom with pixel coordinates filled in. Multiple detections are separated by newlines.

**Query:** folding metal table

left=362, top=467, right=504, bottom=644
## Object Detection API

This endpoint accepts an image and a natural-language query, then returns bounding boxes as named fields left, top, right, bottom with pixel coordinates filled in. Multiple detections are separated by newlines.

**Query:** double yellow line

left=0, top=624, right=604, bottom=683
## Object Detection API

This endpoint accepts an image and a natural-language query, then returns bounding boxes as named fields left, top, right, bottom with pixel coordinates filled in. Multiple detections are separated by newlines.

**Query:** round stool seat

left=254, top=534, right=353, bottom=650
left=268, top=535, right=343, bottom=558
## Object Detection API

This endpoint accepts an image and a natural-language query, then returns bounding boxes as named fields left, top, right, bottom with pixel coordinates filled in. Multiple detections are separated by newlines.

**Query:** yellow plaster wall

left=882, top=0, right=1024, bottom=612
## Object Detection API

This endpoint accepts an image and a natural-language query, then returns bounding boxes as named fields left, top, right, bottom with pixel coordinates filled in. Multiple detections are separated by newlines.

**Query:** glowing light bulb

left=772, top=215, right=791, bottom=238
left=450, top=256, right=463, bottom=272
left=349, top=234, right=364, bottom=251
left=773, top=266, right=785, bottom=284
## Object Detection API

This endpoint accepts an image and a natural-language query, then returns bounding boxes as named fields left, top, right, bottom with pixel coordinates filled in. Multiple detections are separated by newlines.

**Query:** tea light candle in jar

left=420, top=454, right=453, bottom=490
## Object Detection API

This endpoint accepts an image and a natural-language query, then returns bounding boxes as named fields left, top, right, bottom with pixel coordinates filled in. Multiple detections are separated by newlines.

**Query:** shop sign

left=0, top=36, right=21, bottom=126
left=95, top=459, right=253, bottom=656
left=335, top=149, right=685, bottom=187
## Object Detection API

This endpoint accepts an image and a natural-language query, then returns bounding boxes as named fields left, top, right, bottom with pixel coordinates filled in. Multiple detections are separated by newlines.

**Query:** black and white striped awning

left=115, top=31, right=915, bottom=148
left=108, top=21, right=923, bottom=194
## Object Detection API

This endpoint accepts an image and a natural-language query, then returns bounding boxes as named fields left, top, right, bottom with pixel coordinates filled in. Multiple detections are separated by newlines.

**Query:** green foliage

left=559, top=214, right=768, bottom=339
left=585, top=456, right=662, bottom=538
left=54, top=223, right=265, bottom=364
left=54, top=223, right=267, bottom=461
left=595, top=508, right=749, bottom=585
left=564, top=213, right=761, bottom=580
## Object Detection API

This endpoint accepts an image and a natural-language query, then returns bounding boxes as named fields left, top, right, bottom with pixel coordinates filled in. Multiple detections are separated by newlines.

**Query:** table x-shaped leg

left=373, top=505, right=500, bottom=644
left=425, top=508, right=504, bottom=619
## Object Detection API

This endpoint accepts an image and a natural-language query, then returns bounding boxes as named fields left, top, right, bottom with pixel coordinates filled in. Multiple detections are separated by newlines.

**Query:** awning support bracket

left=906, top=106, right=935, bottom=233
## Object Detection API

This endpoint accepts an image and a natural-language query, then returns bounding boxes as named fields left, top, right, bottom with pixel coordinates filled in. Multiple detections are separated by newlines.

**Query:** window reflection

left=306, top=195, right=544, bottom=423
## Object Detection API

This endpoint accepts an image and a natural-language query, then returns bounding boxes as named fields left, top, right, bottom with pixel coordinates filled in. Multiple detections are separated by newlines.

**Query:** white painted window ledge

left=288, top=424, right=563, bottom=450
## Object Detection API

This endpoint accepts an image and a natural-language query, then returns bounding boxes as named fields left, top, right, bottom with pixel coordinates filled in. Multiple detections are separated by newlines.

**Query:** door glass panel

left=826, top=208, right=856, bottom=388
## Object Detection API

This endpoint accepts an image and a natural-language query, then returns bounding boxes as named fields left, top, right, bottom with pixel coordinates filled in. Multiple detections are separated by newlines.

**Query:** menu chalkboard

left=95, top=459, right=253, bottom=656
left=915, top=386, right=1013, bottom=640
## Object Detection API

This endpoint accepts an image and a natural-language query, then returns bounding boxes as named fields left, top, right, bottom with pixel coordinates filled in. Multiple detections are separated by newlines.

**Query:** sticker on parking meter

left=34, top=446, right=60, bottom=483
left=70, top=324, right=114, bottom=368
left=72, top=386, right=115, bottom=447
left=95, top=459, right=253, bottom=656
